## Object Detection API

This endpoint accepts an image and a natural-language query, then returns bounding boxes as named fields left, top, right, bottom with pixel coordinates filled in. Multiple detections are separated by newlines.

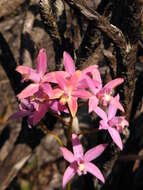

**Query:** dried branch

left=40, top=0, right=61, bottom=41
left=66, top=0, right=142, bottom=120
left=65, top=0, right=127, bottom=51
left=19, top=1, right=35, bottom=67
left=0, top=144, right=32, bottom=190
left=0, top=0, right=25, bottom=18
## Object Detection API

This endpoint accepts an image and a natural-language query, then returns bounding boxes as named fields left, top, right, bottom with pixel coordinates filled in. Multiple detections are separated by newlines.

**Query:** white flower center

left=120, top=120, right=125, bottom=129
left=78, top=163, right=85, bottom=172
left=104, top=93, right=111, bottom=102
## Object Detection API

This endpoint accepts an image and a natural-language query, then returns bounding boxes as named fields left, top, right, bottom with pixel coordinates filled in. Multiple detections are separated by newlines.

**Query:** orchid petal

left=78, top=78, right=88, bottom=89
left=33, top=103, right=48, bottom=125
left=56, top=73, right=67, bottom=91
left=40, top=82, right=52, bottom=96
left=104, top=78, right=124, bottom=90
left=43, top=71, right=69, bottom=83
left=49, top=88, right=64, bottom=99
left=94, top=106, right=108, bottom=122
left=67, top=97, right=78, bottom=118
left=92, top=68, right=102, bottom=86
left=82, top=65, right=98, bottom=75
left=99, top=120, right=108, bottom=130
left=16, top=66, right=39, bottom=82
left=72, top=133, right=84, bottom=159
left=17, top=84, right=39, bottom=99
left=68, top=70, right=81, bottom=89
left=108, top=95, right=124, bottom=120
left=110, top=94, right=124, bottom=112
left=16, top=65, right=35, bottom=75
left=84, top=144, right=107, bottom=162
left=85, top=75, right=98, bottom=95
left=37, top=48, right=47, bottom=76
left=108, top=127, right=123, bottom=150
left=72, top=90, right=91, bottom=99
left=63, top=51, right=75, bottom=75
left=88, top=97, right=99, bottom=113
left=108, top=101, right=118, bottom=120
left=48, top=100, right=60, bottom=113
left=28, top=72, right=40, bottom=83
left=85, top=162, right=105, bottom=183
left=62, top=163, right=77, bottom=188
left=8, top=110, right=31, bottom=120
left=60, top=147, right=75, bottom=163
left=57, top=102, right=69, bottom=114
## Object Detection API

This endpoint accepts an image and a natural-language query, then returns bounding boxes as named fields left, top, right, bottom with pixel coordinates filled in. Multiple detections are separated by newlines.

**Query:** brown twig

left=119, top=154, right=143, bottom=161
left=19, top=1, right=35, bottom=67
left=65, top=0, right=127, bottom=51
left=0, top=0, right=25, bottom=18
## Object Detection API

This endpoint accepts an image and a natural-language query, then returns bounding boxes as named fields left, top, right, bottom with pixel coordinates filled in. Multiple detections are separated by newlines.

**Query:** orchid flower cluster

left=10, top=48, right=129, bottom=188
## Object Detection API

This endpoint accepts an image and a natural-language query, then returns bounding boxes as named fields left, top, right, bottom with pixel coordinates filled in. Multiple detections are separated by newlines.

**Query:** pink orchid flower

left=16, top=49, right=52, bottom=99
left=63, top=51, right=76, bottom=76
left=80, top=64, right=124, bottom=111
left=61, top=133, right=107, bottom=188
left=96, top=96, right=128, bottom=150
left=42, top=51, right=75, bottom=84
left=50, top=71, right=90, bottom=117
left=62, top=52, right=101, bottom=91
left=85, top=75, right=124, bottom=112
left=96, top=78, right=124, bottom=109
left=9, top=96, right=67, bottom=127
left=85, top=75, right=124, bottom=113
left=78, top=65, right=102, bottom=89
left=84, top=75, right=100, bottom=113
left=9, top=98, right=40, bottom=127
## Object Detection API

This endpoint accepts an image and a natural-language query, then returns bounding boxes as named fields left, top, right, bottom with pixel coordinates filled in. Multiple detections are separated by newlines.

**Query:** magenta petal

left=99, top=120, right=108, bottom=130
left=63, top=51, right=75, bottom=75
left=60, top=147, right=75, bottom=163
left=85, top=162, right=105, bottom=183
left=85, top=75, right=98, bottom=95
left=78, top=78, right=88, bottom=89
left=67, top=97, right=78, bottom=118
left=16, top=66, right=39, bottom=82
left=56, top=73, right=67, bottom=91
left=16, top=65, right=35, bottom=75
left=68, top=71, right=81, bottom=89
left=104, top=78, right=124, bottom=90
left=110, top=94, right=124, bottom=113
left=40, top=82, right=52, bottom=96
left=48, top=100, right=59, bottom=113
left=28, top=71, right=40, bottom=83
left=84, top=144, right=107, bottom=162
left=92, top=69, right=102, bottom=86
left=17, top=84, right=39, bottom=99
left=8, top=110, right=31, bottom=120
left=94, top=106, right=108, bottom=121
left=72, top=90, right=91, bottom=99
left=33, top=103, right=48, bottom=125
left=72, top=133, right=84, bottom=159
left=83, top=65, right=98, bottom=75
left=62, top=163, right=77, bottom=188
left=43, top=71, right=69, bottom=83
left=37, top=48, right=47, bottom=76
left=108, top=102, right=117, bottom=120
left=49, top=88, right=64, bottom=99
left=57, top=102, right=69, bottom=114
left=108, top=127, right=123, bottom=150
left=88, top=96, right=99, bottom=113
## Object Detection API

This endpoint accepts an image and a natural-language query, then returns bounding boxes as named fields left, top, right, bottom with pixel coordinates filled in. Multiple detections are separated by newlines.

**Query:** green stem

left=67, top=182, right=71, bottom=190
left=65, top=115, right=73, bottom=190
